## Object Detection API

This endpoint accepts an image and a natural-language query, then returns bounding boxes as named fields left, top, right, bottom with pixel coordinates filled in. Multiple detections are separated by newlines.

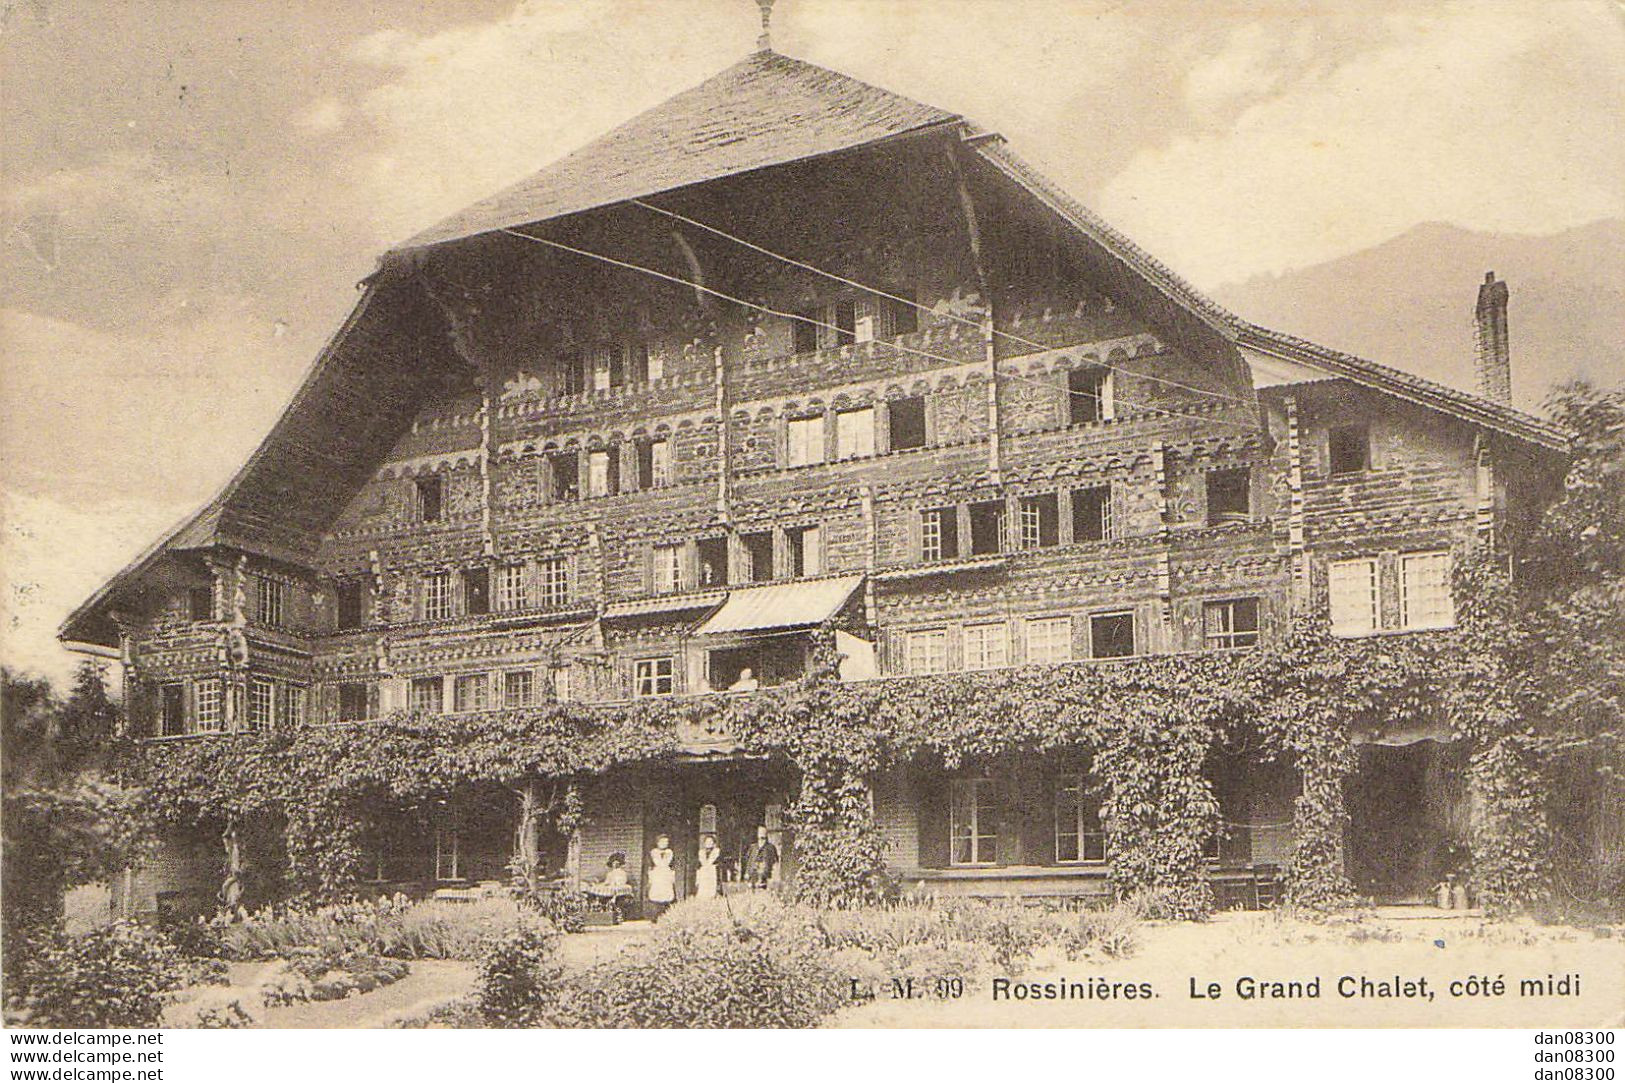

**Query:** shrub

left=474, top=924, right=561, bottom=1027
left=219, top=895, right=546, bottom=961
left=509, top=881, right=587, bottom=934
left=6, top=923, right=203, bottom=1028
left=176, top=987, right=259, bottom=1028
left=1062, top=903, right=1140, bottom=961
left=548, top=925, right=845, bottom=1028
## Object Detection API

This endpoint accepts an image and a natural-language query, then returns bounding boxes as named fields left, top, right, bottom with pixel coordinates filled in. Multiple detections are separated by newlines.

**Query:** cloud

left=297, top=98, right=349, bottom=133
left=1096, top=5, right=1625, bottom=288
left=344, top=0, right=757, bottom=244
left=0, top=303, right=306, bottom=509
left=1, top=487, right=195, bottom=685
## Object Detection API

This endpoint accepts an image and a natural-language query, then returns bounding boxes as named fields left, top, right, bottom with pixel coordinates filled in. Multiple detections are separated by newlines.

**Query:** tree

left=1, top=666, right=150, bottom=945
left=1517, top=381, right=1625, bottom=909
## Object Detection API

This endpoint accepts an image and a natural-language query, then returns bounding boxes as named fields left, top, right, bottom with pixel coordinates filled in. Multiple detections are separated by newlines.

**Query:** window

left=1026, top=616, right=1073, bottom=664
left=1328, top=425, right=1370, bottom=476
left=889, top=291, right=919, bottom=338
left=194, top=679, right=222, bottom=733
left=1206, top=468, right=1251, bottom=524
left=538, top=557, right=569, bottom=608
left=1204, top=598, right=1261, bottom=649
left=904, top=629, right=948, bottom=675
left=634, top=657, right=675, bottom=698
left=949, top=779, right=999, bottom=866
left=1401, top=551, right=1455, bottom=630
left=787, top=415, right=825, bottom=467
left=1090, top=612, right=1136, bottom=658
left=188, top=586, right=214, bottom=622
left=627, top=343, right=650, bottom=384
left=494, top=564, right=528, bottom=612
left=557, top=349, right=584, bottom=397
left=552, top=667, right=572, bottom=703
left=854, top=300, right=878, bottom=344
left=548, top=452, right=579, bottom=502
left=637, top=439, right=670, bottom=489
left=791, top=309, right=820, bottom=355
left=1072, top=484, right=1113, bottom=542
left=592, top=345, right=620, bottom=392
left=962, top=622, right=1009, bottom=670
left=247, top=676, right=274, bottom=732
left=279, top=684, right=305, bottom=729
left=697, top=537, right=729, bottom=587
left=921, top=507, right=959, bottom=562
left=336, top=581, right=364, bottom=629
left=255, top=576, right=286, bottom=629
left=503, top=670, right=535, bottom=708
left=1068, top=367, right=1112, bottom=425
left=435, top=828, right=460, bottom=882
left=1054, top=775, right=1106, bottom=863
left=410, top=677, right=444, bottom=714
left=338, top=682, right=372, bottom=722
left=423, top=572, right=455, bottom=621
left=888, top=396, right=927, bottom=451
left=835, top=407, right=875, bottom=460
left=462, top=567, right=490, bottom=616
left=588, top=447, right=618, bottom=497
left=786, top=525, right=822, bottom=577
left=160, top=684, right=185, bottom=737
left=968, top=500, right=1005, bottom=555
left=653, top=544, right=685, bottom=594
left=1328, top=558, right=1379, bottom=636
left=416, top=476, right=444, bottom=523
left=831, top=300, right=856, bottom=346
left=1019, top=493, right=1060, bottom=549
left=741, top=531, right=774, bottom=582
left=453, top=674, right=489, bottom=712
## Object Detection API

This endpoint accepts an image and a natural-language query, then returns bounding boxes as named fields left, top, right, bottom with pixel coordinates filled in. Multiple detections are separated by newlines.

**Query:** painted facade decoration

left=62, top=48, right=1567, bottom=917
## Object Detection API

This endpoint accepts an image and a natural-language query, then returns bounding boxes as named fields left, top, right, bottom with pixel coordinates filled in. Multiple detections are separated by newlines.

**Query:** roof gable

left=400, top=50, right=957, bottom=251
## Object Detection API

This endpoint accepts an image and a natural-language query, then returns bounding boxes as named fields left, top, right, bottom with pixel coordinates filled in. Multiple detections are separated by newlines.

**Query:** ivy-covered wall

left=124, top=562, right=1554, bottom=920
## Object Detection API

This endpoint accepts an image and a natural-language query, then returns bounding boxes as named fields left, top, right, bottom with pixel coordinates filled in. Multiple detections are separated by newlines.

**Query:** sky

left=3, top=0, right=1622, bottom=685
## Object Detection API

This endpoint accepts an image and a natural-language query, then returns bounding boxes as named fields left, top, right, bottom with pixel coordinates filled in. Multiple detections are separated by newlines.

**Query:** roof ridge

left=398, top=48, right=957, bottom=252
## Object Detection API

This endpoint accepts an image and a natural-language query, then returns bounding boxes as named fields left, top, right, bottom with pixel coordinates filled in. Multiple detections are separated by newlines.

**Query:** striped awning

left=695, top=575, right=864, bottom=636
left=602, top=590, right=727, bottom=621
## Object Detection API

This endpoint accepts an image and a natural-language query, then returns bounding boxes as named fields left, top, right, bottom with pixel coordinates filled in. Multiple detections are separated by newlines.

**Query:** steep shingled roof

left=400, top=49, right=958, bottom=251
left=59, top=47, right=1570, bottom=649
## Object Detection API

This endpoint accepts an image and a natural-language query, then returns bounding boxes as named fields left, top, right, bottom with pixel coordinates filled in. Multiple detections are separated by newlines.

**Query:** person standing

left=695, top=834, right=721, bottom=899
left=743, top=824, right=779, bottom=890
left=646, top=834, right=676, bottom=920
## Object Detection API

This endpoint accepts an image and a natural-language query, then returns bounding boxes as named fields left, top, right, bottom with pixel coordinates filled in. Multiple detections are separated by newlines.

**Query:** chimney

left=1474, top=271, right=1511, bottom=403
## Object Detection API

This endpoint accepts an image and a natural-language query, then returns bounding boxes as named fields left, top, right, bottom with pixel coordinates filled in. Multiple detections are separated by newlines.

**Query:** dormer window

left=416, top=476, right=444, bottom=523
left=1206, top=468, right=1251, bottom=525
left=831, top=300, right=857, bottom=346
left=1068, top=368, right=1112, bottom=425
left=1329, top=425, right=1370, bottom=476
left=791, top=310, right=819, bottom=355
left=189, top=586, right=215, bottom=622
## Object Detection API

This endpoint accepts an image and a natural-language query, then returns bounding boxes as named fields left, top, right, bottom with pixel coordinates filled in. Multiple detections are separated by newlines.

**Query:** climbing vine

left=125, top=559, right=1562, bottom=918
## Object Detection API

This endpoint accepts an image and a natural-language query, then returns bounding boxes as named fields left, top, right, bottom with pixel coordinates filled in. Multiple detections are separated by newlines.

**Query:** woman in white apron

left=646, top=834, right=676, bottom=920
left=695, top=834, right=721, bottom=899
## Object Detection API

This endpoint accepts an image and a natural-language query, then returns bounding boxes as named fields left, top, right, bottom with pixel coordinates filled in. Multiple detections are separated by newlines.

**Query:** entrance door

left=1346, top=743, right=1445, bottom=902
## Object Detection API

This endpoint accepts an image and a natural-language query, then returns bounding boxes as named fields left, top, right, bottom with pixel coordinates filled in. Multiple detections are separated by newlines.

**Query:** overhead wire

left=497, top=227, right=1263, bottom=436
left=628, top=197, right=1254, bottom=409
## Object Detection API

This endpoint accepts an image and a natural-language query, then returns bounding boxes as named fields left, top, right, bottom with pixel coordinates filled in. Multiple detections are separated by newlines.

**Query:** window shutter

left=1024, top=775, right=1056, bottom=866
left=996, top=776, right=1024, bottom=867
left=916, top=771, right=951, bottom=869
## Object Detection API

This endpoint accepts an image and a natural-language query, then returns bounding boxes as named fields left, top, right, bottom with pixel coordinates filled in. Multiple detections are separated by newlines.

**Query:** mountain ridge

left=1213, top=219, right=1625, bottom=412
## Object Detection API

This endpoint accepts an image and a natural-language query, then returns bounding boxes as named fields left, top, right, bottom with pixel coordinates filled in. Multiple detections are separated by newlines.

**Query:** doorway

left=1345, top=742, right=1454, bottom=902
